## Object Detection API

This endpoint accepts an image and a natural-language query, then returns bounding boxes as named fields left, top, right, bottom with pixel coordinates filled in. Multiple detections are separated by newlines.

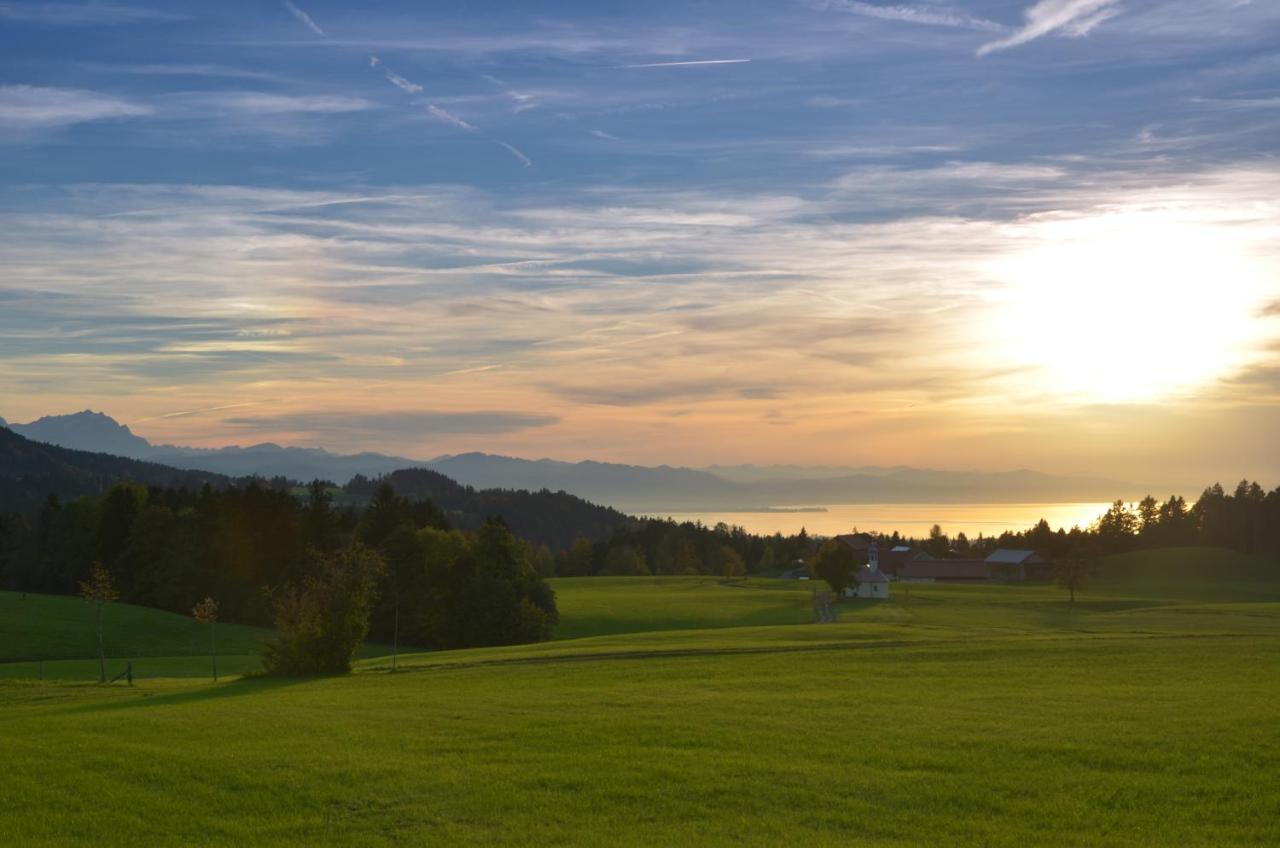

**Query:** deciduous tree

left=1055, top=553, right=1091, bottom=605
left=263, top=545, right=385, bottom=676
left=811, top=541, right=855, bottom=597
left=192, top=596, right=219, bottom=681
left=79, top=562, right=118, bottom=683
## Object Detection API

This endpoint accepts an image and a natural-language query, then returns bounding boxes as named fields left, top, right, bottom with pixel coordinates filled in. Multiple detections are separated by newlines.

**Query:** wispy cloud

left=588, top=129, right=618, bottom=140
left=80, top=62, right=286, bottom=82
left=977, top=0, right=1122, bottom=55
left=197, top=92, right=371, bottom=115
left=618, top=59, right=753, bottom=68
left=0, top=85, right=151, bottom=130
left=282, top=0, right=325, bottom=38
left=0, top=2, right=182, bottom=25
left=4, top=166, right=1278, bottom=470
left=825, top=0, right=1003, bottom=32
left=226, top=410, right=558, bottom=437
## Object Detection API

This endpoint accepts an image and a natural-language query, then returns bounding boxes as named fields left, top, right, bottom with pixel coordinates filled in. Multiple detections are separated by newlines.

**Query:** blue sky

left=2, top=0, right=1279, bottom=483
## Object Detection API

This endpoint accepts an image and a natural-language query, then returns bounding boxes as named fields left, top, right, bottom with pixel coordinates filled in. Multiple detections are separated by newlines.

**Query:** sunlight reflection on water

left=645, top=502, right=1113, bottom=539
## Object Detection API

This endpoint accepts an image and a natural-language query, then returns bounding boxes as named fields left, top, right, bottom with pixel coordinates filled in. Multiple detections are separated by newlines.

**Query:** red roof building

left=897, top=559, right=994, bottom=582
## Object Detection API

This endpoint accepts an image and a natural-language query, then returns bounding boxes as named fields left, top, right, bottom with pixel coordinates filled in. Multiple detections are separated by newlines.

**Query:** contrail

left=618, top=58, right=751, bottom=68
left=426, top=104, right=478, bottom=132
left=494, top=140, right=532, bottom=167
left=282, top=0, right=325, bottom=37
left=365, top=56, right=533, bottom=167
left=369, top=56, right=423, bottom=94
left=135, top=401, right=265, bottom=423
left=481, top=74, right=537, bottom=111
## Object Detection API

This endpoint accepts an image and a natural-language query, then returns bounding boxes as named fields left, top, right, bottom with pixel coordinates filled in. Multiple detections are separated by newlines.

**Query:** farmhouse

left=834, top=534, right=933, bottom=578
left=834, top=532, right=875, bottom=559
left=843, top=542, right=890, bottom=599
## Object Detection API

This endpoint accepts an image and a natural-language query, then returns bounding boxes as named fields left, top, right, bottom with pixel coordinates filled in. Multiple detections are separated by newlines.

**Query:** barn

left=984, top=549, right=1054, bottom=581
left=897, top=560, right=995, bottom=583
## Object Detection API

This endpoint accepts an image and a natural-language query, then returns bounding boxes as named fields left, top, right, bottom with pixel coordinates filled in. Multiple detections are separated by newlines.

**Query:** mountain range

left=2, top=411, right=1142, bottom=511
left=0, top=423, right=629, bottom=549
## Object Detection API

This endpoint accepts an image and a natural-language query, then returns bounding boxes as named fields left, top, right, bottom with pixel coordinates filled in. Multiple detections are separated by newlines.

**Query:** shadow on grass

left=1018, top=599, right=1169, bottom=614
left=52, top=673, right=316, bottom=716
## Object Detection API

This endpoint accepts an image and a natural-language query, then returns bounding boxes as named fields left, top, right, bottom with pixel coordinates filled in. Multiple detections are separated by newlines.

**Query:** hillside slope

left=0, top=426, right=230, bottom=513
left=0, top=590, right=270, bottom=662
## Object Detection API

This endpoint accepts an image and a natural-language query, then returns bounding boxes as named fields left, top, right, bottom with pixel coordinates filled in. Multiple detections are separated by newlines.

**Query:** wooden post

left=392, top=601, right=399, bottom=673
left=210, top=620, right=218, bottom=683
left=96, top=601, right=106, bottom=684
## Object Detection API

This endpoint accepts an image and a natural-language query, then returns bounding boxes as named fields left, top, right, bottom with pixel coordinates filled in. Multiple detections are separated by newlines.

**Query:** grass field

left=2, top=547, right=1278, bottom=846
left=549, top=575, right=814, bottom=638
left=0, top=591, right=272, bottom=662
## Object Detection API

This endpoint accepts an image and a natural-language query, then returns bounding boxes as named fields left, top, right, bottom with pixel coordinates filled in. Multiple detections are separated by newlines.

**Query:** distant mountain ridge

left=0, top=424, right=630, bottom=549
left=0, top=425, right=231, bottom=513
left=4, top=410, right=1143, bottom=511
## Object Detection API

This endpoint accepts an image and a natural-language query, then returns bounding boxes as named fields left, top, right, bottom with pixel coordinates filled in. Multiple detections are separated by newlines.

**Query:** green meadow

left=2, top=547, right=1278, bottom=846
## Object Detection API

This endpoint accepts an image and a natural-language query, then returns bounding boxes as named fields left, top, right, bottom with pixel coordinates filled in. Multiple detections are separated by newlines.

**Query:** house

left=984, top=549, right=1053, bottom=581
left=834, top=532, right=876, bottom=562
left=897, top=559, right=994, bottom=583
left=843, top=542, right=890, bottom=599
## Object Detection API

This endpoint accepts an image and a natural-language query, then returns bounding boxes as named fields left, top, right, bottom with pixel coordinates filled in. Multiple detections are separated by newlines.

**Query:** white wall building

left=844, top=541, right=890, bottom=599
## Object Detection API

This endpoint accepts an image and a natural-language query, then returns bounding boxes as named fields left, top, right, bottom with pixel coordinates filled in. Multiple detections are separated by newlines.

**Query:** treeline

left=554, top=480, right=1280, bottom=580
left=868, top=481, right=1280, bottom=561
left=546, top=519, right=816, bottom=578
left=0, top=479, right=558, bottom=658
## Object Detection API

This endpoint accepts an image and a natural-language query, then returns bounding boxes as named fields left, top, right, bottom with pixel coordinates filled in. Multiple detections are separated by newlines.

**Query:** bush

left=262, top=545, right=385, bottom=676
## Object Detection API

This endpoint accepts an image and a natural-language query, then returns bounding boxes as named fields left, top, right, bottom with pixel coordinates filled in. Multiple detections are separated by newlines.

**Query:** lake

left=644, top=502, right=1113, bottom=539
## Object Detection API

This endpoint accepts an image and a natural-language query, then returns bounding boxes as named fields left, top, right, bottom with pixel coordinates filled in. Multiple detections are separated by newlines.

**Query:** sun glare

left=988, top=210, right=1273, bottom=403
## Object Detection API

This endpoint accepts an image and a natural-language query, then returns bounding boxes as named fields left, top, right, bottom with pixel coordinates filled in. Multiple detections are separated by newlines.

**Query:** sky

left=1, top=0, right=1278, bottom=487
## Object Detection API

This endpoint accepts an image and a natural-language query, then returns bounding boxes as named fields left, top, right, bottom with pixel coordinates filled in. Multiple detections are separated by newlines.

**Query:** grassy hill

left=1092, top=546, right=1280, bottom=601
left=550, top=575, right=814, bottom=638
left=0, top=591, right=273, bottom=679
left=0, top=591, right=271, bottom=662
left=1, top=547, right=1278, bottom=845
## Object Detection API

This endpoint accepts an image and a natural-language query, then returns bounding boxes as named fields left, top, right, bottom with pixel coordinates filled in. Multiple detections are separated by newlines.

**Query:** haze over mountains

left=2, top=411, right=1141, bottom=512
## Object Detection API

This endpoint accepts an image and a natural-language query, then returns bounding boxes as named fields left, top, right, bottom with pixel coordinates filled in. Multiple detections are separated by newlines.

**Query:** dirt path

left=813, top=590, right=835, bottom=623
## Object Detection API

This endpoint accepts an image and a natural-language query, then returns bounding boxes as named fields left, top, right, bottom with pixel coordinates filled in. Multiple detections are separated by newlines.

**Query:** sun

left=985, top=209, right=1273, bottom=404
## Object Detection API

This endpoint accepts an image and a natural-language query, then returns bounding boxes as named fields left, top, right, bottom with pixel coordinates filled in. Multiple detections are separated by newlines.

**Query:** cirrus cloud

left=0, top=85, right=151, bottom=130
left=977, top=0, right=1122, bottom=56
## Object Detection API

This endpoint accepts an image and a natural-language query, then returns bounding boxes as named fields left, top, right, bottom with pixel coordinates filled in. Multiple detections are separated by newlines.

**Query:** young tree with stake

left=79, top=562, right=118, bottom=683
left=193, top=596, right=220, bottom=681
